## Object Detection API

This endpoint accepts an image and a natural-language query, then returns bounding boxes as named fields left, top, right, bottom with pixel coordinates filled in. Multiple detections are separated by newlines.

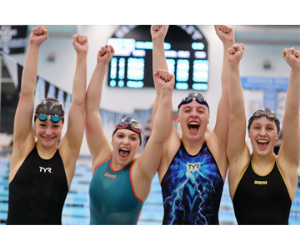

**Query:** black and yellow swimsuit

left=232, top=156, right=292, bottom=225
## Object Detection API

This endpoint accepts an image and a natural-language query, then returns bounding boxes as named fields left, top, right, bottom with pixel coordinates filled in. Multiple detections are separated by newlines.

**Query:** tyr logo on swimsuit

left=39, top=167, right=52, bottom=173
left=187, top=163, right=200, bottom=171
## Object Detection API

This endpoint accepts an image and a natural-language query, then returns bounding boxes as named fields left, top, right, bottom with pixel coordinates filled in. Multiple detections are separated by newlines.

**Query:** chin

left=254, top=148, right=273, bottom=156
left=38, top=137, right=58, bottom=147
left=189, top=131, right=204, bottom=141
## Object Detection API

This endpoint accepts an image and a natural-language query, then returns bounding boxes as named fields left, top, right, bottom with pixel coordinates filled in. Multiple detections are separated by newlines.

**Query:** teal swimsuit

left=89, top=157, right=143, bottom=225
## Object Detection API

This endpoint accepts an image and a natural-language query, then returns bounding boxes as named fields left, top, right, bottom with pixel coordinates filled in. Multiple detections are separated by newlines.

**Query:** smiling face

left=34, top=118, right=63, bottom=147
left=248, top=117, right=278, bottom=156
left=177, top=99, right=209, bottom=142
left=111, top=129, right=141, bottom=166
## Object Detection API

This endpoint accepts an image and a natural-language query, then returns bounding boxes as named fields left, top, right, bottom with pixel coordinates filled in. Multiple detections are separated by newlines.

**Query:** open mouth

left=257, top=140, right=269, bottom=150
left=188, top=122, right=200, bottom=131
left=119, top=148, right=130, bottom=158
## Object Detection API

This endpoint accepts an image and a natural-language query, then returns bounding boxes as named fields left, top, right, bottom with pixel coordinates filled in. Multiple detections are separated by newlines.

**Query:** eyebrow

left=253, top=122, right=275, bottom=127
left=116, top=132, right=138, bottom=137
left=183, top=105, right=206, bottom=110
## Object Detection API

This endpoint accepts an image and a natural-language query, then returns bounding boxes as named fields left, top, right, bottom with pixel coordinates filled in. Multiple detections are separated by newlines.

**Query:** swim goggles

left=35, top=114, right=64, bottom=123
left=178, top=93, right=209, bottom=111
left=116, top=121, right=142, bottom=133
left=248, top=110, right=280, bottom=125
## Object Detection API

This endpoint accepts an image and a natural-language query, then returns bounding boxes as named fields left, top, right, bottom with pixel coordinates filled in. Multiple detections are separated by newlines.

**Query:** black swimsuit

left=6, top=146, right=68, bottom=225
left=233, top=157, right=291, bottom=225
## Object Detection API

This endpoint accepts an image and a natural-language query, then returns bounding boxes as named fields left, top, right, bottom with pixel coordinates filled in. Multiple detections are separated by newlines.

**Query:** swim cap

left=178, top=93, right=210, bottom=115
left=34, top=98, right=65, bottom=124
left=248, top=108, right=280, bottom=134
left=112, top=117, right=143, bottom=146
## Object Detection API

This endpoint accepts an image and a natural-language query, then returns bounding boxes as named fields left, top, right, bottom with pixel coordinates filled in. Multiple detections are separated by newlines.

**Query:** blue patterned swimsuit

left=161, top=142, right=224, bottom=225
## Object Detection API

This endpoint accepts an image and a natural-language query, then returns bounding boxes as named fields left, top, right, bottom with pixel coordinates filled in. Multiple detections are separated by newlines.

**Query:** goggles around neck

left=116, top=121, right=142, bottom=133
left=178, top=93, right=209, bottom=112
left=35, top=113, right=64, bottom=123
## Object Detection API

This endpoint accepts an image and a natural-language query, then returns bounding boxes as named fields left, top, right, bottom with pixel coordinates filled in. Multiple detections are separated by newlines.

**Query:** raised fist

left=151, top=25, right=169, bottom=42
left=72, top=34, right=88, bottom=55
left=227, top=44, right=245, bottom=65
left=282, top=47, right=300, bottom=70
left=153, top=69, right=174, bottom=92
left=214, top=25, right=234, bottom=45
left=30, top=26, right=49, bottom=46
left=97, top=45, right=115, bottom=65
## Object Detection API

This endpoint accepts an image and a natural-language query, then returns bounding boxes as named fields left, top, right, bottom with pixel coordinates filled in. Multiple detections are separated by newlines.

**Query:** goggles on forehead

left=35, top=114, right=64, bottom=123
left=248, top=110, right=279, bottom=124
left=116, top=121, right=142, bottom=133
left=178, top=93, right=209, bottom=111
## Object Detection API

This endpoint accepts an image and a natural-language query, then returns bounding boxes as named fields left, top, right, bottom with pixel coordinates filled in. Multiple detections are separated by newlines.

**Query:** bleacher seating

left=0, top=157, right=299, bottom=225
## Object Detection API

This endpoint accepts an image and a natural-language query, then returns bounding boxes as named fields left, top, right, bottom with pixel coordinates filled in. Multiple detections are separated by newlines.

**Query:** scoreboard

left=107, top=25, right=209, bottom=90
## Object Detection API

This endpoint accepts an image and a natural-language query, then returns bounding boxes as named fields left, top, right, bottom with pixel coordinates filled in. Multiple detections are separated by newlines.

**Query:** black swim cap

left=112, top=117, right=143, bottom=146
left=34, top=98, right=65, bottom=124
left=178, top=93, right=210, bottom=115
left=247, top=107, right=280, bottom=134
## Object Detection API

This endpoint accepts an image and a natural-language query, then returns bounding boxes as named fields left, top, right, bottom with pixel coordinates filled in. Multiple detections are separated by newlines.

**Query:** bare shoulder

left=157, top=128, right=181, bottom=183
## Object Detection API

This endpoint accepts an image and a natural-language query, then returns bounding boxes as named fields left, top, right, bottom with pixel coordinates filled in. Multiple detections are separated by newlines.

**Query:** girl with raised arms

left=227, top=44, right=300, bottom=224
left=6, top=26, right=88, bottom=225
left=85, top=44, right=174, bottom=224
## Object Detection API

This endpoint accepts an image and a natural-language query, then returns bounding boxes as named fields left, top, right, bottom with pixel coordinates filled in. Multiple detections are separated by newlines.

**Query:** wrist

left=155, top=87, right=162, bottom=96
left=29, top=41, right=42, bottom=48
left=76, top=52, right=88, bottom=58
left=161, top=88, right=172, bottom=95
left=96, top=62, right=108, bottom=70
left=228, top=62, right=240, bottom=70
left=223, top=40, right=234, bottom=48
left=290, top=66, right=300, bottom=73
left=152, top=38, right=164, bottom=46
